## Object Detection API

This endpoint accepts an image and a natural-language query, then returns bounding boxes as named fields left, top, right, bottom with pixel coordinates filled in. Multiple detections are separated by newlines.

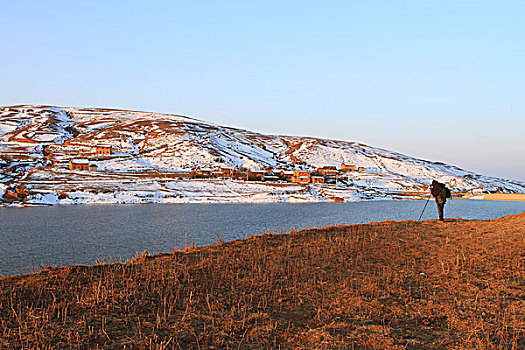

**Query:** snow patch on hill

left=1, top=105, right=524, bottom=206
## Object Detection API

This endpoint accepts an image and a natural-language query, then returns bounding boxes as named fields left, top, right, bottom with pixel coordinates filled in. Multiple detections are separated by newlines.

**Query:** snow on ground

left=0, top=122, right=18, bottom=136
left=22, top=179, right=319, bottom=205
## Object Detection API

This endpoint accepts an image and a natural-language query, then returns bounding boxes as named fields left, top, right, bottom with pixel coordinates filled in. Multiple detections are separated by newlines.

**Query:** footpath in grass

left=1, top=213, right=524, bottom=349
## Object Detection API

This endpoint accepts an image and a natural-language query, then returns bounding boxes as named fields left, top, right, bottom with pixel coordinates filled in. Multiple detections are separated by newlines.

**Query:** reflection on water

left=1, top=199, right=524, bottom=276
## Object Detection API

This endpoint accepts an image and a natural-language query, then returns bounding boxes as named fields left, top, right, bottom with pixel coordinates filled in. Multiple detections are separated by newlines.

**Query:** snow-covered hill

left=1, top=105, right=524, bottom=205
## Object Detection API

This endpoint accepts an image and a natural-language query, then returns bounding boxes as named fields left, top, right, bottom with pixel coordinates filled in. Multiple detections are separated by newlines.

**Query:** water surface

left=1, top=199, right=524, bottom=276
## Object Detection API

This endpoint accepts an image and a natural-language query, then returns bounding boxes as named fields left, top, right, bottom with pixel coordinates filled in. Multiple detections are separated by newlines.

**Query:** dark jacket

left=430, top=180, right=448, bottom=204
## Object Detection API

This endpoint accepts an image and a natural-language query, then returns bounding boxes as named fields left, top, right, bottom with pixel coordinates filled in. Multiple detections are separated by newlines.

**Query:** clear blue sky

left=2, top=1, right=524, bottom=181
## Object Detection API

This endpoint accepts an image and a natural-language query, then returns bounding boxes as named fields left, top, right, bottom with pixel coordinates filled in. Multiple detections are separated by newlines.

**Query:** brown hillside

left=1, top=214, right=524, bottom=349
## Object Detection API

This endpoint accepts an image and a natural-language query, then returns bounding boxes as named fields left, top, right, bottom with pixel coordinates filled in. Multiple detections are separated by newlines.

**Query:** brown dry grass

left=480, top=194, right=525, bottom=202
left=1, top=214, right=524, bottom=349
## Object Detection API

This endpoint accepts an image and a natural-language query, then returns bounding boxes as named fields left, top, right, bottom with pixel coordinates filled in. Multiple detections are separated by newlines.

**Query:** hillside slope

left=1, top=105, right=524, bottom=205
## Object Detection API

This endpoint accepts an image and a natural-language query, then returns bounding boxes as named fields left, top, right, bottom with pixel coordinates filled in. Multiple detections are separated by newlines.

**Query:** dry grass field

left=481, top=194, right=525, bottom=201
left=1, top=213, right=524, bottom=349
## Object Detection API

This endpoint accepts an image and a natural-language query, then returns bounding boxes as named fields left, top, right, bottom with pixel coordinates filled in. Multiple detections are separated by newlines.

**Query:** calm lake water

left=1, top=199, right=525, bottom=276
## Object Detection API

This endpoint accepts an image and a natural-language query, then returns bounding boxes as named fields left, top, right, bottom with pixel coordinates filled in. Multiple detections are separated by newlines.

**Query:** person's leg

left=437, top=203, right=444, bottom=221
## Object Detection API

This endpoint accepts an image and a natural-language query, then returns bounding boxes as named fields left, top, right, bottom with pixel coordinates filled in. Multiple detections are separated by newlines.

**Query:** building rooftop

left=71, top=159, right=89, bottom=164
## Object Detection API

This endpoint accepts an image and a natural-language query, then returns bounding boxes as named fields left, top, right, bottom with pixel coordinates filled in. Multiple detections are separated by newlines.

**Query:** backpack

left=444, top=187, right=451, bottom=198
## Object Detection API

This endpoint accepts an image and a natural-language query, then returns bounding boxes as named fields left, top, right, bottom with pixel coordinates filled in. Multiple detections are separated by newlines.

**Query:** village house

left=69, top=159, right=93, bottom=171
left=231, top=167, right=247, bottom=180
left=277, top=170, right=294, bottom=182
left=218, top=166, right=234, bottom=178
left=95, top=146, right=112, bottom=155
left=292, top=170, right=311, bottom=184
left=311, top=176, right=325, bottom=184
left=193, top=168, right=213, bottom=178
left=341, top=162, right=356, bottom=172
left=247, top=170, right=265, bottom=181
left=317, top=166, right=338, bottom=177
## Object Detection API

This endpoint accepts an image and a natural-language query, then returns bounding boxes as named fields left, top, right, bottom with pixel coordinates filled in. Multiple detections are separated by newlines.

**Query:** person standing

left=430, top=180, right=450, bottom=221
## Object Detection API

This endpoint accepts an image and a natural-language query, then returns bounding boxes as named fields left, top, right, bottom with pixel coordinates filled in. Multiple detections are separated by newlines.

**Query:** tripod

left=418, top=195, right=432, bottom=221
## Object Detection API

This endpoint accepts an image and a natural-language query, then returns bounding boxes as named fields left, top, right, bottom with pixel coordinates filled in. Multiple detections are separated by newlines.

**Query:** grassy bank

left=460, top=193, right=525, bottom=201
left=1, top=214, right=524, bottom=349
left=481, top=193, right=525, bottom=201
